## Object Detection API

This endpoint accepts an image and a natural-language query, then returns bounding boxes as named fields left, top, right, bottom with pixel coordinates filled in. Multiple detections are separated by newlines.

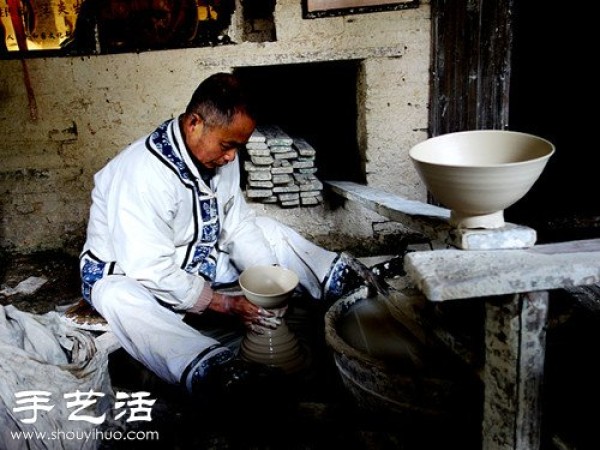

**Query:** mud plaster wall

left=0, top=0, right=430, bottom=254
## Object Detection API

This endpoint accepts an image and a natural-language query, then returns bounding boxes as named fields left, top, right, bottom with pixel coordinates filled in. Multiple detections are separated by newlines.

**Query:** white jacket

left=80, top=118, right=276, bottom=312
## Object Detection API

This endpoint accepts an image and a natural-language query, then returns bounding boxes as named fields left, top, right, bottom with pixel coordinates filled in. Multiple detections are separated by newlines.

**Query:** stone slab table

left=404, top=238, right=600, bottom=450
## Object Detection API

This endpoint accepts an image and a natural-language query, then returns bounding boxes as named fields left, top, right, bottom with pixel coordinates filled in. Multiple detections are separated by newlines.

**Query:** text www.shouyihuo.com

left=10, top=428, right=159, bottom=443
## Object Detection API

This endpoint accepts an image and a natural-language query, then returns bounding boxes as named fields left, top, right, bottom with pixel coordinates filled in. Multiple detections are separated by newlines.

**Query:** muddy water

left=336, top=295, right=426, bottom=368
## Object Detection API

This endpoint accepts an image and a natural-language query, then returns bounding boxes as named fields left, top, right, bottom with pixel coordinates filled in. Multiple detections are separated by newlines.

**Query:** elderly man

left=79, top=72, right=371, bottom=398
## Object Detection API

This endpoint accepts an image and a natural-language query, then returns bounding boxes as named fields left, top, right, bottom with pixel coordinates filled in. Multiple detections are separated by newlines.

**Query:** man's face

left=186, top=112, right=255, bottom=169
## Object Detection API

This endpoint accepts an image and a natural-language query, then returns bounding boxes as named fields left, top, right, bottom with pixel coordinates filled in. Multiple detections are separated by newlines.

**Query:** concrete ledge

left=325, top=181, right=537, bottom=250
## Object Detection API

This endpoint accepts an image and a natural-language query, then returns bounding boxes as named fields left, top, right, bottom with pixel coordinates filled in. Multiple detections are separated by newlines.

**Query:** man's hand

left=208, top=293, right=287, bottom=331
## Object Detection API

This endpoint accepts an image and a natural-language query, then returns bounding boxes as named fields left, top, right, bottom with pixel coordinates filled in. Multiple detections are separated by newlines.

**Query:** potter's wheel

left=237, top=265, right=310, bottom=375
left=239, top=319, right=310, bottom=374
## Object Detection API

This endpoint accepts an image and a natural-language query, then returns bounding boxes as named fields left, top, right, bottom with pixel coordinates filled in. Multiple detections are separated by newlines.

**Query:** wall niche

left=235, top=59, right=365, bottom=189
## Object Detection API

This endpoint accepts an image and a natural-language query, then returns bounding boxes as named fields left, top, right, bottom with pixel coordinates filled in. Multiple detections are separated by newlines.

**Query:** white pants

left=90, top=218, right=336, bottom=386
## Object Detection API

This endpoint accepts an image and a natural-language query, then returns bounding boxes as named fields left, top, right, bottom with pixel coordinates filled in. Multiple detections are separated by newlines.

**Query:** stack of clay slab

left=244, top=125, right=324, bottom=207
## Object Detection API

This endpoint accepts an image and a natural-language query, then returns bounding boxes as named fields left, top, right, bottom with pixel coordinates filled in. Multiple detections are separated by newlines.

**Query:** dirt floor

left=0, top=249, right=83, bottom=314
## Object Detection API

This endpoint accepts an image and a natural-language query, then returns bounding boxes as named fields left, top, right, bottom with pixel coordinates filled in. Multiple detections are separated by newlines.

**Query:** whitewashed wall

left=0, top=0, right=430, bottom=253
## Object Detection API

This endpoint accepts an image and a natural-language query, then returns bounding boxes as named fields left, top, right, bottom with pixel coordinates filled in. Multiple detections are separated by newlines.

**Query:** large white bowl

left=239, top=265, right=299, bottom=308
left=409, top=130, right=555, bottom=229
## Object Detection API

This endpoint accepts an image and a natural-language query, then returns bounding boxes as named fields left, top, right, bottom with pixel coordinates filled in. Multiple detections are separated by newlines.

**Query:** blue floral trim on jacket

left=148, top=120, right=220, bottom=281
left=81, top=253, right=107, bottom=303
left=150, top=121, right=194, bottom=182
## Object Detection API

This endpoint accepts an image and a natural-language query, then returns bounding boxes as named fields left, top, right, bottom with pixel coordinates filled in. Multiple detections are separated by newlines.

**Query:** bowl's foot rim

left=450, top=210, right=504, bottom=229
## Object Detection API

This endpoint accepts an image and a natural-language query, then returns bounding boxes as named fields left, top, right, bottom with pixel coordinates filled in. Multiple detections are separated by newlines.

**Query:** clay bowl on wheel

left=239, top=265, right=299, bottom=309
left=409, top=130, right=555, bottom=229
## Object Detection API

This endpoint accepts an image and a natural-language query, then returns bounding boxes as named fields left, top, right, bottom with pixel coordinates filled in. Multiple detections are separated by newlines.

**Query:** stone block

left=301, top=196, right=321, bottom=206
left=298, top=167, right=318, bottom=174
left=272, top=174, right=293, bottom=184
left=249, top=171, right=272, bottom=181
left=299, top=180, right=323, bottom=191
left=273, top=184, right=300, bottom=193
left=247, top=148, right=271, bottom=157
left=273, top=151, right=299, bottom=160
left=271, top=166, right=294, bottom=175
left=250, top=156, right=275, bottom=166
left=293, top=138, right=317, bottom=157
left=269, top=145, right=294, bottom=154
left=246, top=142, right=269, bottom=150
left=281, top=199, right=301, bottom=207
left=248, top=180, right=274, bottom=188
left=300, top=190, right=322, bottom=198
left=244, top=162, right=271, bottom=172
left=246, top=189, right=274, bottom=198
left=292, top=161, right=314, bottom=169
left=258, top=125, right=294, bottom=146
left=278, top=193, right=300, bottom=202
left=248, top=129, right=266, bottom=143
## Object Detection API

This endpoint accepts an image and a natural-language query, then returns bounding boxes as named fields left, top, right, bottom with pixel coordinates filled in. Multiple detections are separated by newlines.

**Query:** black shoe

left=191, top=358, right=289, bottom=413
left=323, top=252, right=379, bottom=302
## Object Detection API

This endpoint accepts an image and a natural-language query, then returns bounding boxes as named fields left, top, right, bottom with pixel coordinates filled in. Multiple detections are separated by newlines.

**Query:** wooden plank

left=405, top=238, right=600, bottom=301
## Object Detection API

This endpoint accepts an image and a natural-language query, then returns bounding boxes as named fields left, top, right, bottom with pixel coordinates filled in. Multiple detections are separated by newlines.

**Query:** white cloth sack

left=0, top=305, right=113, bottom=450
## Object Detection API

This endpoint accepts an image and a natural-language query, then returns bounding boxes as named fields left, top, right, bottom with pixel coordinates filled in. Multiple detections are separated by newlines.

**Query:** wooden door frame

left=429, top=0, right=514, bottom=136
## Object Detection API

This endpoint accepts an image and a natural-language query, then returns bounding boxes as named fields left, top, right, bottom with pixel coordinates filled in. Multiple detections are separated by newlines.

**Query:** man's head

left=182, top=72, right=256, bottom=169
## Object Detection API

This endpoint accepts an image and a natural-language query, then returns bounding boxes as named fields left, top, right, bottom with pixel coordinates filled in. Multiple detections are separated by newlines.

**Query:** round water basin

left=325, top=290, right=477, bottom=418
